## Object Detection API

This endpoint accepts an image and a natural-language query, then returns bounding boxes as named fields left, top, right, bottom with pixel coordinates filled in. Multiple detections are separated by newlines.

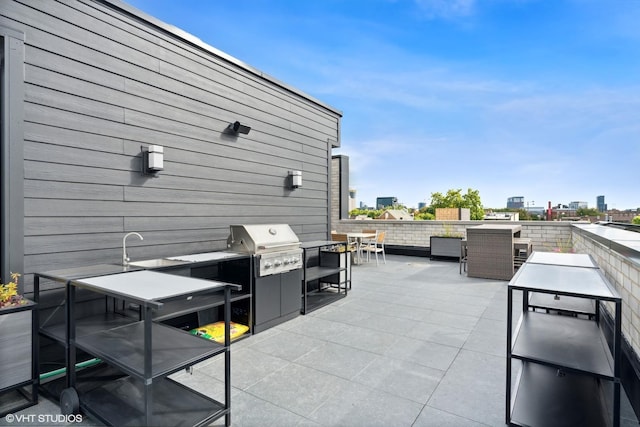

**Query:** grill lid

left=227, top=224, right=300, bottom=254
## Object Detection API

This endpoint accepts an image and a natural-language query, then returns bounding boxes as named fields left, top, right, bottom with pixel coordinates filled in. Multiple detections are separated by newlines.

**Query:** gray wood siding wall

left=2, top=0, right=341, bottom=292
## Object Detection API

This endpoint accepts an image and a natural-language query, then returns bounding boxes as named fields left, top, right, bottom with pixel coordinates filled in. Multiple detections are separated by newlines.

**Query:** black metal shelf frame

left=506, top=257, right=622, bottom=427
left=34, top=268, right=238, bottom=427
left=300, top=241, right=350, bottom=315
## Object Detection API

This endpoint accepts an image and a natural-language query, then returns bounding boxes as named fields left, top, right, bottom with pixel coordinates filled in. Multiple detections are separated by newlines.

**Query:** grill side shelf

left=301, top=241, right=350, bottom=315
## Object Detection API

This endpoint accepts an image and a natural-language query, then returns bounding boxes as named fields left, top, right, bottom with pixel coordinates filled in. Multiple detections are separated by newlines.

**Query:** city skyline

left=357, top=193, right=624, bottom=211
left=126, top=0, right=640, bottom=210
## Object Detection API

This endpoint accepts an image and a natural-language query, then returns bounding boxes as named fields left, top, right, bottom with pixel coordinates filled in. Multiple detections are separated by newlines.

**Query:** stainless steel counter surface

left=527, top=251, right=598, bottom=268
left=70, top=270, right=239, bottom=306
left=37, top=263, right=141, bottom=282
left=166, top=251, right=246, bottom=263
left=509, top=262, right=619, bottom=300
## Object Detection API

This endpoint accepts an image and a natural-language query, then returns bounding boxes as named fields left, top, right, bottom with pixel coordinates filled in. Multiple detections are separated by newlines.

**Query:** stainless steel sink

left=127, top=258, right=191, bottom=268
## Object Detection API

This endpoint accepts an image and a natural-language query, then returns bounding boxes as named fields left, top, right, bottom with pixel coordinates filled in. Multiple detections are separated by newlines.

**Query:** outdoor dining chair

left=331, top=233, right=358, bottom=253
left=362, top=231, right=386, bottom=265
left=459, top=239, right=468, bottom=274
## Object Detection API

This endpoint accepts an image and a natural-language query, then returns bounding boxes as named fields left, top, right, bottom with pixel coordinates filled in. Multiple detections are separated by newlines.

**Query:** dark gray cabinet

left=506, top=253, right=622, bottom=427
left=253, top=269, right=301, bottom=333
left=0, top=300, right=38, bottom=417
left=429, top=236, right=463, bottom=259
left=155, top=254, right=253, bottom=337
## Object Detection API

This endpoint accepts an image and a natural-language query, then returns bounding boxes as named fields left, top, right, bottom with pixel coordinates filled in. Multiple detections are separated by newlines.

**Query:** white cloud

left=414, top=0, right=477, bottom=19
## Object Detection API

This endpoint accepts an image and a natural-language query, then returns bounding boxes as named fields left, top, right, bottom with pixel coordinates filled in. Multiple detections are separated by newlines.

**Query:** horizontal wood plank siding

left=3, top=0, right=340, bottom=291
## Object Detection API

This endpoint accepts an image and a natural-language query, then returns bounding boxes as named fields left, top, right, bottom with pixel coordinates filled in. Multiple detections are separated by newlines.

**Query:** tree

left=348, top=208, right=380, bottom=219
left=414, top=211, right=435, bottom=220
left=576, top=207, right=601, bottom=217
left=632, top=216, right=640, bottom=225
left=430, top=188, right=484, bottom=220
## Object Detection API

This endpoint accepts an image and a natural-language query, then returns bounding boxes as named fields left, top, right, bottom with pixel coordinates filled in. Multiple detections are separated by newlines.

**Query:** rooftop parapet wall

left=336, top=219, right=573, bottom=251
left=572, top=224, right=640, bottom=359
left=571, top=223, right=640, bottom=418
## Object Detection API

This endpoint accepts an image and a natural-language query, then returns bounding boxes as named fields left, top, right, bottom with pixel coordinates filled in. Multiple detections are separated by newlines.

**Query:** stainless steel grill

left=227, top=224, right=303, bottom=276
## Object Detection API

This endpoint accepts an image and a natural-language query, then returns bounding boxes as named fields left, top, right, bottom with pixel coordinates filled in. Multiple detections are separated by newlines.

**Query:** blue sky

left=126, top=0, right=640, bottom=210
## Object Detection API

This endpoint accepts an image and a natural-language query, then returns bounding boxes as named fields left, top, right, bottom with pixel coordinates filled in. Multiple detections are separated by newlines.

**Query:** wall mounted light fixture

left=289, top=170, right=302, bottom=189
left=228, top=121, right=251, bottom=135
left=141, top=145, right=163, bottom=175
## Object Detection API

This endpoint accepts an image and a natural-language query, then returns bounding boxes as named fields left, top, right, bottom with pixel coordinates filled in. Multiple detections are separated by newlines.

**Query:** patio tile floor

left=3, top=255, right=638, bottom=426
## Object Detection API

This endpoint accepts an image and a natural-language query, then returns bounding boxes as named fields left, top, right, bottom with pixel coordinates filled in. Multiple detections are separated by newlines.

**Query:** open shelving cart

left=506, top=252, right=622, bottom=427
left=35, top=268, right=239, bottom=427
left=300, top=241, right=350, bottom=314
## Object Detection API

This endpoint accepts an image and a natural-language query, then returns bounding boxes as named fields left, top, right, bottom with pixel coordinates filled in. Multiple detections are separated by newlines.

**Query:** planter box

left=0, top=300, right=38, bottom=416
left=430, top=236, right=464, bottom=259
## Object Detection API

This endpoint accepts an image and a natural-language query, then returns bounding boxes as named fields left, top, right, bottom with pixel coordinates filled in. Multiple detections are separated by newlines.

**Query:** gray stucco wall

left=1, top=0, right=341, bottom=292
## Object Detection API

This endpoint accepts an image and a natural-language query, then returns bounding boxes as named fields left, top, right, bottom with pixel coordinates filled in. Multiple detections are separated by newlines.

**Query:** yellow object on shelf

left=190, top=321, right=249, bottom=344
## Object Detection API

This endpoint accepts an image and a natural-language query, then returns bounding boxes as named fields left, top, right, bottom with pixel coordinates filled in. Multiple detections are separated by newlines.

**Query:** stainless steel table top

left=509, top=262, right=619, bottom=300
left=527, top=251, right=598, bottom=268
left=71, top=270, right=238, bottom=306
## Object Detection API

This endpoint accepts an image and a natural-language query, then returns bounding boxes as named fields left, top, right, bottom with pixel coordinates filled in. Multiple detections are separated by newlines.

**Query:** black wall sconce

left=289, top=170, right=302, bottom=189
left=141, top=145, right=163, bottom=175
left=227, top=121, right=251, bottom=135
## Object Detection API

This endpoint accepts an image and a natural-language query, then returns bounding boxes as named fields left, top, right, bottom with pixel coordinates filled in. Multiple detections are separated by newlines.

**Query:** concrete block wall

left=336, top=220, right=574, bottom=252
left=572, top=229, right=640, bottom=357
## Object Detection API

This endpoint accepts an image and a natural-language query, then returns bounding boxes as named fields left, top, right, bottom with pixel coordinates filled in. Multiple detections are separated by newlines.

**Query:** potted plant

left=0, top=273, right=38, bottom=416
left=430, top=224, right=465, bottom=259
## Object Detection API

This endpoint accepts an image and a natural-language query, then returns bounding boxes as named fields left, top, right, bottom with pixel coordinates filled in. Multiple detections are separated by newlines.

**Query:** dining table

left=346, top=232, right=376, bottom=264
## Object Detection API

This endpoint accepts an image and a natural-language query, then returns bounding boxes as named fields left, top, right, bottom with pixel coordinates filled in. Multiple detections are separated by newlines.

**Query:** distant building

left=352, top=214, right=372, bottom=220
left=507, top=196, right=524, bottom=209
left=376, top=196, right=397, bottom=209
left=597, top=195, right=607, bottom=212
left=525, top=206, right=545, bottom=215
left=377, top=209, right=412, bottom=220
left=418, top=202, right=427, bottom=209
left=349, top=188, right=357, bottom=212
left=550, top=206, right=577, bottom=221
left=485, top=212, right=519, bottom=221
left=435, top=208, right=470, bottom=221
left=569, top=201, right=588, bottom=210
left=606, top=209, right=639, bottom=223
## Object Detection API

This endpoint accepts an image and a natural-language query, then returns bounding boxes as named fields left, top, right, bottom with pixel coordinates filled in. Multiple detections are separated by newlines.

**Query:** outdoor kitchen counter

left=165, top=250, right=248, bottom=264
left=36, top=250, right=253, bottom=332
left=34, top=251, right=252, bottom=336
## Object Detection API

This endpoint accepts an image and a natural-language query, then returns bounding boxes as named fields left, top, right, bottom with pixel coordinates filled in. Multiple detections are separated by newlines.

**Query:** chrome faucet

left=122, top=232, right=143, bottom=265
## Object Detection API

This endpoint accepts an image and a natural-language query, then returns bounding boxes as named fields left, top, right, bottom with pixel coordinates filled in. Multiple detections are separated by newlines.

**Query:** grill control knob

left=264, top=262, right=273, bottom=269
left=274, top=260, right=282, bottom=267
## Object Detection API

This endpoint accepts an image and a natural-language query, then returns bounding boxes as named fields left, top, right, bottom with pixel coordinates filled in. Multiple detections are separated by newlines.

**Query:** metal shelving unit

left=526, top=252, right=600, bottom=318
left=35, top=268, right=239, bottom=427
left=506, top=252, right=622, bottom=427
left=300, top=241, right=349, bottom=314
